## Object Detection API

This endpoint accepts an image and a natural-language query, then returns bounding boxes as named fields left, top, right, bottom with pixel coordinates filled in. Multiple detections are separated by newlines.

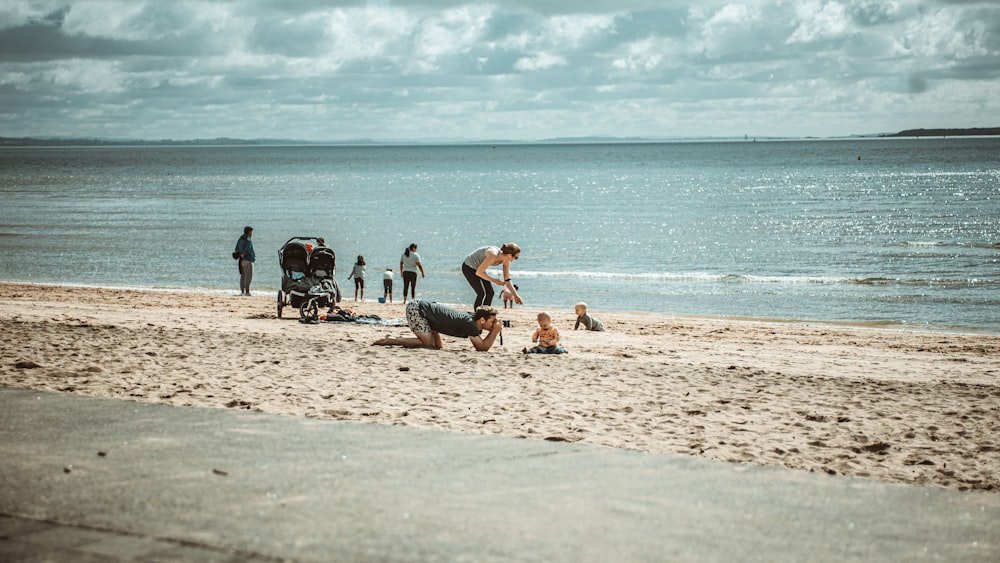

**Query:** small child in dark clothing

left=382, top=268, right=394, bottom=303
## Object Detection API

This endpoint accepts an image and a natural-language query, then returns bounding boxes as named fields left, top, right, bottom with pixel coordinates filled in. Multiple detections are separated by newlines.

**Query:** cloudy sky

left=1, top=0, right=998, bottom=141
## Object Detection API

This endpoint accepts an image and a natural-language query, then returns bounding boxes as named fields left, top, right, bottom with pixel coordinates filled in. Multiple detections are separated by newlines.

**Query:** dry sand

left=1, top=282, right=998, bottom=493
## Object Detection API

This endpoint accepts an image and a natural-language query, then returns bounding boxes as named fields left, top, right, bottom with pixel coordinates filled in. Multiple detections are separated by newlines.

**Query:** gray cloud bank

left=1, top=0, right=998, bottom=141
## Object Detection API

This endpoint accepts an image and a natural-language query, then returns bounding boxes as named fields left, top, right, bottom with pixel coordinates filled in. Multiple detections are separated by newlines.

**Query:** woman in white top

left=399, top=243, right=425, bottom=304
left=462, top=243, right=523, bottom=309
left=347, top=255, right=366, bottom=301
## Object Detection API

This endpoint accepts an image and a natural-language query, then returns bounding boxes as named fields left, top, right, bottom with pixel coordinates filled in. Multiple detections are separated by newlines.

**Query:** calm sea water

left=1, top=139, right=998, bottom=333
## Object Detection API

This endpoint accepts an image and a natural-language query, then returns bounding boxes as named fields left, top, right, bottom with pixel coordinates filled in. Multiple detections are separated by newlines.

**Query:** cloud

left=513, top=52, right=567, bottom=71
left=909, top=72, right=929, bottom=93
left=0, top=0, right=997, bottom=140
left=787, top=0, right=852, bottom=44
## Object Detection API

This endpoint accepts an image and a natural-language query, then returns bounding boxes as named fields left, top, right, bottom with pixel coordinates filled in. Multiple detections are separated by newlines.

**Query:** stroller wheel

left=300, top=300, right=319, bottom=321
left=277, top=291, right=284, bottom=318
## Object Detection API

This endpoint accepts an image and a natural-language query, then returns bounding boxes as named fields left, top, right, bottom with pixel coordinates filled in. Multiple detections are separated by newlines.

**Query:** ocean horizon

left=3, top=124, right=998, bottom=146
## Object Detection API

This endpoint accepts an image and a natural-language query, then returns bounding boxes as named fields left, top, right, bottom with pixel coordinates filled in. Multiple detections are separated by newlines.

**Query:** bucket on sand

left=378, top=297, right=386, bottom=303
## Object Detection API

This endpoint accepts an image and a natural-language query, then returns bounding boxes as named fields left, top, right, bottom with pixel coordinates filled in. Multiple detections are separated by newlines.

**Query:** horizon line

left=2, top=127, right=999, bottom=147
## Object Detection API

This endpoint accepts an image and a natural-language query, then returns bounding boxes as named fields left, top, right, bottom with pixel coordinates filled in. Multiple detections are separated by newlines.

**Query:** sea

left=1, top=138, right=998, bottom=334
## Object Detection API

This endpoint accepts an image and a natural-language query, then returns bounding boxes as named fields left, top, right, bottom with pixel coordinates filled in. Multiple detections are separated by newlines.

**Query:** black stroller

left=276, top=237, right=341, bottom=320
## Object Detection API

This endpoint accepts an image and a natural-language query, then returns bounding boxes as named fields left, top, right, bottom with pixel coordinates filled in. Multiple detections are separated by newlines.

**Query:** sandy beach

left=1, top=282, right=997, bottom=493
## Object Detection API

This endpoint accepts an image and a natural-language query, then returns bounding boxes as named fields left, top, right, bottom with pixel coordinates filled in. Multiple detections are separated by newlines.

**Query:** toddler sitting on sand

left=574, top=302, right=605, bottom=331
left=524, top=311, right=568, bottom=354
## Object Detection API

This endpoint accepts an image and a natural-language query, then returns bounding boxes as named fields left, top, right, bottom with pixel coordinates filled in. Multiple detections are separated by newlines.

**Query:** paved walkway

left=1, top=387, right=997, bottom=562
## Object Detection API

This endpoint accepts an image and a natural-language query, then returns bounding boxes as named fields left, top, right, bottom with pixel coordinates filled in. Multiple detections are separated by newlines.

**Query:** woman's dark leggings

left=402, top=271, right=418, bottom=299
left=462, top=263, right=494, bottom=309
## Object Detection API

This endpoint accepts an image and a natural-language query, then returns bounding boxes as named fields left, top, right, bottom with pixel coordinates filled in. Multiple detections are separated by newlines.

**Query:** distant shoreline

left=2, top=128, right=998, bottom=147
left=882, top=127, right=1000, bottom=138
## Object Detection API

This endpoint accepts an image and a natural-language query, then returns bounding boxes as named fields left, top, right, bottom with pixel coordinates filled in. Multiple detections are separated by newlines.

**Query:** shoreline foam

left=2, top=280, right=993, bottom=336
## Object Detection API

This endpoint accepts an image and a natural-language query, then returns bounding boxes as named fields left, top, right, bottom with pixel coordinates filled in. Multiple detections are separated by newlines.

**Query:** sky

left=1, top=0, right=998, bottom=142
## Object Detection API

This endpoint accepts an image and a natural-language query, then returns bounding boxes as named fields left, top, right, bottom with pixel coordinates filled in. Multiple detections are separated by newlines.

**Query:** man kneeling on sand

left=373, top=299, right=503, bottom=351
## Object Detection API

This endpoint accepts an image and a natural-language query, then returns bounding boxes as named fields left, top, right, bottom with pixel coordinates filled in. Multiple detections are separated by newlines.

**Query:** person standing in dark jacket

left=235, top=226, right=256, bottom=296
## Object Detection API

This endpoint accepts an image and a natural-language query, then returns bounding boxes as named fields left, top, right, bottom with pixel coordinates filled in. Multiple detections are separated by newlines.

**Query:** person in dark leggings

left=399, top=243, right=425, bottom=304
left=461, top=243, right=523, bottom=309
left=347, top=255, right=365, bottom=302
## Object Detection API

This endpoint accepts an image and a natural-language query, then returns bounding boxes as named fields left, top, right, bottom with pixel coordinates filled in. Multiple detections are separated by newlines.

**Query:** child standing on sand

left=382, top=268, right=394, bottom=303
left=574, top=302, right=605, bottom=331
left=501, top=284, right=519, bottom=309
left=525, top=311, right=568, bottom=354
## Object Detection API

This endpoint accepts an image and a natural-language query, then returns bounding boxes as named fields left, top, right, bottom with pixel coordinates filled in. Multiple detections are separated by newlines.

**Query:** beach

left=1, top=282, right=997, bottom=493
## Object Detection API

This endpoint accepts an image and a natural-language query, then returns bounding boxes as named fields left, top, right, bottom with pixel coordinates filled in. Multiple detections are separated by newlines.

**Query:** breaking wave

left=513, top=270, right=999, bottom=288
left=897, top=241, right=1000, bottom=250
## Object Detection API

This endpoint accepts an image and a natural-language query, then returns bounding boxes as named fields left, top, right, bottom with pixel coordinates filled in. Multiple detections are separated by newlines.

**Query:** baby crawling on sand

left=524, top=311, right=568, bottom=354
left=574, top=302, right=605, bottom=331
